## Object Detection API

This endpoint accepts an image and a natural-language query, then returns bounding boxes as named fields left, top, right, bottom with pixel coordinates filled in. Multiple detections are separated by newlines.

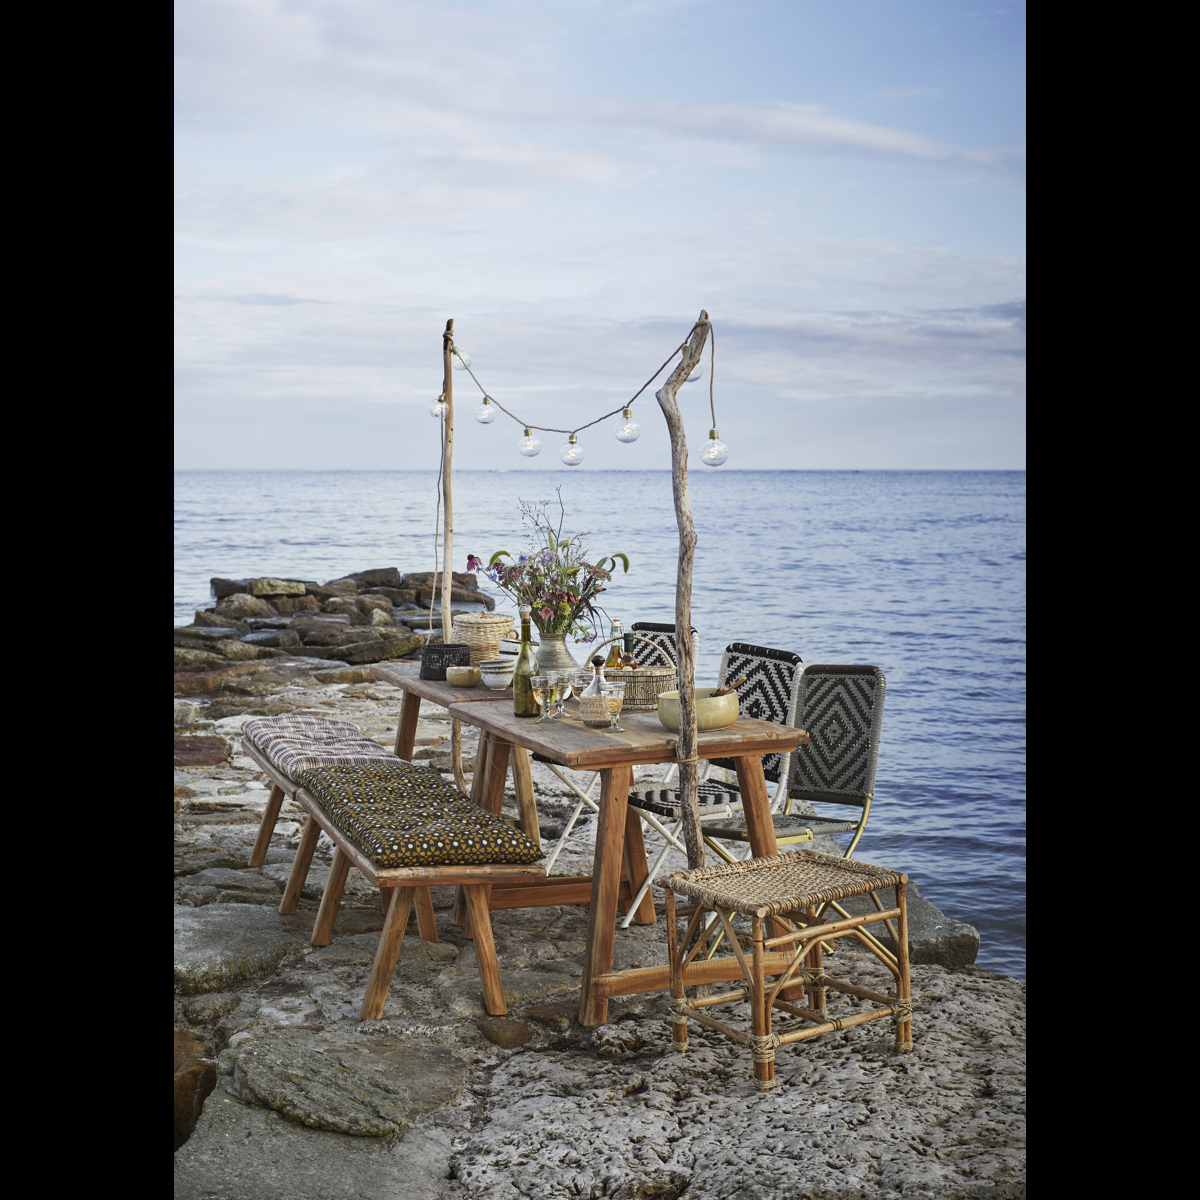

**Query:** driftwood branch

left=441, top=319, right=468, bottom=793
left=656, top=310, right=711, bottom=869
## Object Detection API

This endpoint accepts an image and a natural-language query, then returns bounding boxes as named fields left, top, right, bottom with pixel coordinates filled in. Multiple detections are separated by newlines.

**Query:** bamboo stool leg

left=462, top=884, right=506, bottom=1015
left=310, top=847, right=351, bottom=946
left=665, top=890, right=687, bottom=1053
left=750, top=916, right=776, bottom=1091
left=279, top=814, right=321, bottom=915
left=361, top=886, right=416, bottom=1020
left=809, top=904, right=826, bottom=1019
left=414, top=886, right=439, bottom=942
left=248, top=784, right=285, bottom=867
left=895, top=882, right=913, bottom=1052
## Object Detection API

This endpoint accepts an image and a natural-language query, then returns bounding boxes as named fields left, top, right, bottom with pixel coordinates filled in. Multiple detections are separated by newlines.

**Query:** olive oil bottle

left=512, top=605, right=540, bottom=717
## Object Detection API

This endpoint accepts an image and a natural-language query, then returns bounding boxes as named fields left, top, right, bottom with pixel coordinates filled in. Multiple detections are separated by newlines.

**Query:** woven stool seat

left=659, top=850, right=914, bottom=1091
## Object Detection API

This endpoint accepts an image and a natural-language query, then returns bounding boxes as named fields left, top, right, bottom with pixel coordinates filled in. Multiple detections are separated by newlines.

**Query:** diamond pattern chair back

left=708, top=643, right=805, bottom=786
left=787, top=664, right=886, bottom=808
left=629, top=622, right=699, bottom=668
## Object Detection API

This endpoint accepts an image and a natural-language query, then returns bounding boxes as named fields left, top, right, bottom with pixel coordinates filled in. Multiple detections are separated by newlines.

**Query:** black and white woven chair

left=619, top=643, right=806, bottom=926
left=539, top=621, right=700, bottom=875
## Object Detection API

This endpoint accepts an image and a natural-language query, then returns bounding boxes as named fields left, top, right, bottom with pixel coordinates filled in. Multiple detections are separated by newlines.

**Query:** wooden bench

left=288, top=780, right=545, bottom=1019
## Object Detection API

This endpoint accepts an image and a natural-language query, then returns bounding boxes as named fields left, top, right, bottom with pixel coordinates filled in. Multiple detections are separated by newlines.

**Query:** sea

left=174, top=469, right=1026, bottom=979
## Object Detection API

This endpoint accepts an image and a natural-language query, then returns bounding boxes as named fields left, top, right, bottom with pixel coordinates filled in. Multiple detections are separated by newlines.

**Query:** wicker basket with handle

left=589, top=634, right=678, bottom=711
left=452, top=612, right=517, bottom=667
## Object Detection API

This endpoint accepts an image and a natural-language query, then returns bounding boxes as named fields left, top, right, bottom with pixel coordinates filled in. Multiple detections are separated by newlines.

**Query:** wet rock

left=184, top=992, right=242, bottom=1025
left=241, top=629, right=302, bottom=649
left=174, top=736, right=232, bottom=768
left=175, top=1030, right=217, bottom=1151
left=210, top=577, right=251, bottom=600
left=216, top=593, right=279, bottom=619
left=249, top=578, right=306, bottom=597
left=477, top=1017, right=532, bottom=1049
left=225, top=1026, right=470, bottom=1137
left=174, top=903, right=315, bottom=994
left=175, top=625, right=244, bottom=645
left=174, top=700, right=201, bottom=726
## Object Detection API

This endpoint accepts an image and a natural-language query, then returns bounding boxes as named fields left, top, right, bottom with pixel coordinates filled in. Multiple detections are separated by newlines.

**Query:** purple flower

left=466, top=554, right=483, bottom=572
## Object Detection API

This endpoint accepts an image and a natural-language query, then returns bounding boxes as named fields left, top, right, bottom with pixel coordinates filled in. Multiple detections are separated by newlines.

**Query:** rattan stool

left=660, top=850, right=913, bottom=1091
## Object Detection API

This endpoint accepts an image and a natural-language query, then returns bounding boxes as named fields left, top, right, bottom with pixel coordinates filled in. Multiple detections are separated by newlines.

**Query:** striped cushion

left=293, top=762, right=543, bottom=869
left=243, top=715, right=400, bottom=778
left=629, top=778, right=742, bottom=821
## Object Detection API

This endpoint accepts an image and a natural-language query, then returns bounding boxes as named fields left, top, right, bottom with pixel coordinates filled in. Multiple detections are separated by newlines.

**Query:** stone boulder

left=174, top=904, right=316, bottom=994
left=210, top=578, right=250, bottom=600
left=354, top=595, right=393, bottom=615
left=174, top=736, right=232, bottom=767
left=175, top=649, right=230, bottom=674
left=298, top=626, right=391, bottom=648
left=248, top=578, right=306, bottom=597
left=401, top=571, right=479, bottom=592
left=323, top=634, right=424, bottom=665
left=241, top=629, right=302, bottom=650
left=367, top=609, right=397, bottom=626
left=175, top=625, right=244, bottom=645
left=349, top=567, right=404, bottom=589
left=215, top=593, right=278, bottom=619
left=174, top=700, right=201, bottom=726
left=322, top=577, right=360, bottom=596
left=362, top=586, right=419, bottom=605
left=271, top=594, right=321, bottom=616
left=174, top=1030, right=217, bottom=1151
left=193, top=610, right=250, bottom=634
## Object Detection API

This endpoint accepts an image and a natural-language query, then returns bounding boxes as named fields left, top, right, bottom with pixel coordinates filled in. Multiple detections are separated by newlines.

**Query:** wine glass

left=531, top=674, right=557, bottom=722
left=551, top=670, right=574, bottom=719
left=603, top=680, right=627, bottom=732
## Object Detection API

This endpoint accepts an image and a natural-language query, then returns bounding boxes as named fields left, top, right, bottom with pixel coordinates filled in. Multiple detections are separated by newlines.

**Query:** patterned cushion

left=293, top=762, right=544, bottom=869
left=242, top=715, right=401, bottom=778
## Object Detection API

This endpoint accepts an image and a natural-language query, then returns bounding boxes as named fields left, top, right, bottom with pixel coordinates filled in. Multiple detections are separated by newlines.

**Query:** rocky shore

left=174, top=570, right=1025, bottom=1199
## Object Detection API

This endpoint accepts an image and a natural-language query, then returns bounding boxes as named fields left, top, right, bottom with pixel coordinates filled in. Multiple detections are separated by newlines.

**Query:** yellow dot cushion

left=292, top=762, right=544, bottom=869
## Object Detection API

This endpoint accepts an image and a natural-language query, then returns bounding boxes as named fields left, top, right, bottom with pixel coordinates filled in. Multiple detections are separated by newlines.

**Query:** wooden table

left=370, top=662, right=803, bottom=1025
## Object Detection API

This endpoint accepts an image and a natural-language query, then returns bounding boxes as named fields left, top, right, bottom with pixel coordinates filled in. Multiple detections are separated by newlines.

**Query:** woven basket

left=419, top=643, right=472, bottom=680
left=452, top=612, right=517, bottom=667
left=592, top=633, right=679, bottom=711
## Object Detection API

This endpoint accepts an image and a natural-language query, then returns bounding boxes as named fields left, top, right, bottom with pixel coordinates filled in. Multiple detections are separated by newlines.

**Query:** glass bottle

left=512, top=605, right=540, bottom=717
left=604, top=619, right=624, bottom=670
left=578, top=654, right=610, bottom=726
left=620, top=631, right=637, bottom=670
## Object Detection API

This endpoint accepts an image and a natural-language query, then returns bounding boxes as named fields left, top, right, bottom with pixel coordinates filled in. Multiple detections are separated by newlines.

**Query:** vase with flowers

left=467, top=489, right=629, bottom=672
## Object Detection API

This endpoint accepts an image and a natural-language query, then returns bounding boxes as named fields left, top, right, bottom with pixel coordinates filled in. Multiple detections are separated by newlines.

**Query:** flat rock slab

left=175, top=904, right=316, bottom=996
left=436, top=966, right=580, bottom=1017
left=175, top=736, right=232, bottom=768
left=175, top=1092, right=456, bottom=1200
left=225, top=1026, right=470, bottom=1137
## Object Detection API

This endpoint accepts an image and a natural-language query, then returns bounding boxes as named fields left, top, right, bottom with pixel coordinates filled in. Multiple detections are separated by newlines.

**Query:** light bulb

left=686, top=366, right=702, bottom=382
left=614, top=408, right=641, bottom=443
left=518, top=427, right=542, bottom=457
left=430, top=395, right=448, bottom=419
left=699, top=428, right=729, bottom=466
left=452, top=350, right=471, bottom=370
left=475, top=396, right=496, bottom=424
left=560, top=434, right=585, bottom=466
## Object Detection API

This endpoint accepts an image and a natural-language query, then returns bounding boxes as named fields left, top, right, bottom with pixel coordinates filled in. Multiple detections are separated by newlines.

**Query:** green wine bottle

left=512, top=605, right=539, bottom=717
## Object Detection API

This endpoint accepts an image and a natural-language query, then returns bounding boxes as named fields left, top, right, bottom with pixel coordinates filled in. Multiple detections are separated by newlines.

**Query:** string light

left=699, top=428, right=729, bottom=466
left=614, top=408, right=641, bottom=443
left=560, top=434, right=585, bottom=466
left=518, top=428, right=542, bottom=457
left=429, top=394, right=448, bottom=419
left=475, top=396, right=497, bottom=424
left=687, top=367, right=702, bottom=382
left=452, top=350, right=471, bottom=370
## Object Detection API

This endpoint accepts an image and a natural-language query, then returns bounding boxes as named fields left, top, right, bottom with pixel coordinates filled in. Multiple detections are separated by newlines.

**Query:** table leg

left=455, top=732, right=501, bottom=926
left=511, top=746, right=541, bottom=851
left=621, top=804, right=656, bottom=925
left=482, top=739, right=512, bottom=817
left=579, top=764, right=634, bottom=1026
left=394, top=688, right=421, bottom=761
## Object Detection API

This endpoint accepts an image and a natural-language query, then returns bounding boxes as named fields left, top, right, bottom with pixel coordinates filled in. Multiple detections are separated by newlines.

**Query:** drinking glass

left=531, top=674, right=557, bottom=722
left=551, top=671, right=574, bottom=719
left=603, top=680, right=627, bottom=732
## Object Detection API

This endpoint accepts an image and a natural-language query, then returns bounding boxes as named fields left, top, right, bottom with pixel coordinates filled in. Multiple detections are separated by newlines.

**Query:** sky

left=174, top=0, right=1026, bottom=471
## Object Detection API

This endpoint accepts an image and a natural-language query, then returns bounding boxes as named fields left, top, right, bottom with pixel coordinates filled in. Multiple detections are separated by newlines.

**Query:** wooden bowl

left=657, top=687, right=739, bottom=732
left=446, top=666, right=481, bottom=688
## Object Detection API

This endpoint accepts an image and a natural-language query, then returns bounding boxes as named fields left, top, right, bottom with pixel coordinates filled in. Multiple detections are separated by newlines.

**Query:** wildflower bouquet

left=467, top=491, right=629, bottom=641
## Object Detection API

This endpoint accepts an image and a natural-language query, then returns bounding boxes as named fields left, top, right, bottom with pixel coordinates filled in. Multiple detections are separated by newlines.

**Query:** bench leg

left=415, top=886, right=439, bottom=942
left=361, top=886, right=416, bottom=1020
left=462, top=884, right=505, bottom=1015
left=248, top=784, right=285, bottom=867
left=311, top=847, right=351, bottom=946
left=279, top=814, right=320, bottom=915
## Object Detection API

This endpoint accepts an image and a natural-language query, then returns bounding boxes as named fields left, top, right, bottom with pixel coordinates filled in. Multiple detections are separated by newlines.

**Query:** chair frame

left=663, top=855, right=912, bottom=1091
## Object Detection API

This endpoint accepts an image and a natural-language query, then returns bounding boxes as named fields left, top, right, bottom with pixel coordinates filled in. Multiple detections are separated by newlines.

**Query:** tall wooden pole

left=656, top=311, right=711, bottom=870
left=441, top=319, right=455, bottom=642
